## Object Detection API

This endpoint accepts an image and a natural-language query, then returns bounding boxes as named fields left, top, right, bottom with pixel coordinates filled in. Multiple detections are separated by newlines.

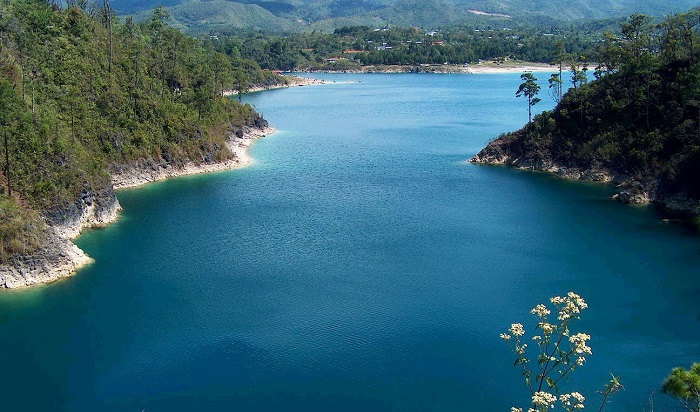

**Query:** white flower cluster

left=551, top=292, right=588, bottom=321
left=530, top=304, right=551, bottom=318
left=539, top=322, right=556, bottom=335
left=532, top=391, right=557, bottom=408
left=510, top=323, right=525, bottom=337
left=569, top=333, right=592, bottom=355
left=503, top=293, right=597, bottom=412
left=560, top=392, right=585, bottom=410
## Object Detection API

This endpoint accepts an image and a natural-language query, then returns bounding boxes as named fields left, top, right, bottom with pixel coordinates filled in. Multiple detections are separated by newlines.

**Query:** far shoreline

left=291, top=61, right=561, bottom=75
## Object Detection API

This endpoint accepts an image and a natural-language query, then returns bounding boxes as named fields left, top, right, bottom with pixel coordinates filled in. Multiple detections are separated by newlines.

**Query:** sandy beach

left=461, top=61, right=559, bottom=74
left=298, top=61, right=561, bottom=75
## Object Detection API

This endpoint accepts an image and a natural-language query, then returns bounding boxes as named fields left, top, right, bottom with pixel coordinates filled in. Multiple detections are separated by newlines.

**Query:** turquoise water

left=1, top=73, right=699, bottom=411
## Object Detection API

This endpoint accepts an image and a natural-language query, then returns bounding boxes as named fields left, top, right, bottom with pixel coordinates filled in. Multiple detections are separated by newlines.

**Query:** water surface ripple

left=0, top=73, right=698, bottom=412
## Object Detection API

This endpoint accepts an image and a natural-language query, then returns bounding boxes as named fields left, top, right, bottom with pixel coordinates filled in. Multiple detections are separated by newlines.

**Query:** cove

left=0, top=73, right=698, bottom=411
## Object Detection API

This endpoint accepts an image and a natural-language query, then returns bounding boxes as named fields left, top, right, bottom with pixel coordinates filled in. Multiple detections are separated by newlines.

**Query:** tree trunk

left=4, top=131, right=10, bottom=197
left=19, top=44, right=25, bottom=101
left=105, top=0, right=113, bottom=73
left=558, top=61, right=563, bottom=102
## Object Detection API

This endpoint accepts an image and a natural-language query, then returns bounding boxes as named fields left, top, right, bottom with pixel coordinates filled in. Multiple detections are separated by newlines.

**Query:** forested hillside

left=471, top=12, right=700, bottom=223
left=0, top=0, right=282, bottom=262
left=453, top=0, right=700, bottom=21
left=110, top=0, right=700, bottom=33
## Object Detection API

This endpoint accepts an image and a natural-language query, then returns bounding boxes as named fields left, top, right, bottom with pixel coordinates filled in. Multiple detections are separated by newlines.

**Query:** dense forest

left=0, top=0, right=283, bottom=261
left=472, top=12, right=700, bottom=223
left=219, top=23, right=605, bottom=71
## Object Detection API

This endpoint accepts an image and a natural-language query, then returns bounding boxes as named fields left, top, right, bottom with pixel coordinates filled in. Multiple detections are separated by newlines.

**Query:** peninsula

left=0, top=3, right=307, bottom=288
left=470, top=13, right=700, bottom=226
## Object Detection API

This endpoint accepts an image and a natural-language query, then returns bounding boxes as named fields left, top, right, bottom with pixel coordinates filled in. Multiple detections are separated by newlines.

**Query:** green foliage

left=517, top=72, right=541, bottom=123
left=112, top=0, right=700, bottom=31
left=569, top=61, right=588, bottom=89
left=450, top=0, right=699, bottom=21
left=662, top=363, right=700, bottom=412
left=131, top=0, right=299, bottom=33
left=548, top=73, right=562, bottom=103
left=491, top=12, right=700, bottom=213
left=221, top=24, right=597, bottom=71
left=0, top=0, right=278, bottom=258
left=0, top=194, right=42, bottom=262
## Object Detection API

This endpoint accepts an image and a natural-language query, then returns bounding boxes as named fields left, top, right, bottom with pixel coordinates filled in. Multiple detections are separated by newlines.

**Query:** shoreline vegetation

left=1, top=61, right=548, bottom=290
left=0, top=1, right=297, bottom=288
left=0, top=73, right=319, bottom=290
left=0, top=124, right=275, bottom=289
left=9, top=14, right=700, bottom=289
left=0, top=60, right=594, bottom=290
left=112, top=75, right=323, bottom=190
left=470, top=13, right=700, bottom=227
left=111, top=125, right=276, bottom=190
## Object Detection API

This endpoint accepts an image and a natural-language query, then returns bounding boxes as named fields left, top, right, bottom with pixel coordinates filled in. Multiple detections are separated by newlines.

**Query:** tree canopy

left=476, top=11, right=700, bottom=221
left=0, top=0, right=282, bottom=261
left=662, top=363, right=700, bottom=412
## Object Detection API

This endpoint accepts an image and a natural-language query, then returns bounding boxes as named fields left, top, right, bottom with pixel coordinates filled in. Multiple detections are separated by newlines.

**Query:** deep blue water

left=1, top=73, right=699, bottom=411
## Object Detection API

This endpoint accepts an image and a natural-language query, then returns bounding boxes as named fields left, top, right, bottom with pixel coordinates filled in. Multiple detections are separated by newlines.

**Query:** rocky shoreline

left=111, top=125, right=275, bottom=189
left=469, top=138, right=700, bottom=218
left=0, top=124, right=274, bottom=289
left=223, top=75, right=325, bottom=97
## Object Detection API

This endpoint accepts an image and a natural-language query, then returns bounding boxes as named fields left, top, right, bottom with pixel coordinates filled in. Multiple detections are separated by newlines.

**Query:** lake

left=0, top=73, right=698, bottom=411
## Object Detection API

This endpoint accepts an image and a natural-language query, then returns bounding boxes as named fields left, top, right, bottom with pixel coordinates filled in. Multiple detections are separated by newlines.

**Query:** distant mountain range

left=114, top=0, right=700, bottom=32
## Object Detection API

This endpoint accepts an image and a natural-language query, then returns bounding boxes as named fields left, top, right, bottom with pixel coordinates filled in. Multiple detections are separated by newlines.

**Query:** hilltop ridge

left=113, top=0, right=700, bottom=32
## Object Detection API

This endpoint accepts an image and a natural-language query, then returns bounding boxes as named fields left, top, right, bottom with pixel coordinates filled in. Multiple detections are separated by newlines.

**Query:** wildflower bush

left=502, top=292, right=622, bottom=412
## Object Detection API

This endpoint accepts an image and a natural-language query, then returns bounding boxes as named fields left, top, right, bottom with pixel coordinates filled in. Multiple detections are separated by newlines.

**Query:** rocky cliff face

left=0, top=233, right=93, bottom=288
left=48, top=185, right=123, bottom=239
left=469, top=138, right=700, bottom=217
left=0, top=184, right=121, bottom=289
left=470, top=138, right=615, bottom=183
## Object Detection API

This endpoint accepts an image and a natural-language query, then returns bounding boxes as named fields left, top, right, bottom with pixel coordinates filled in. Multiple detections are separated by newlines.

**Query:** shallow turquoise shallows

left=1, top=73, right=699, bottom=412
